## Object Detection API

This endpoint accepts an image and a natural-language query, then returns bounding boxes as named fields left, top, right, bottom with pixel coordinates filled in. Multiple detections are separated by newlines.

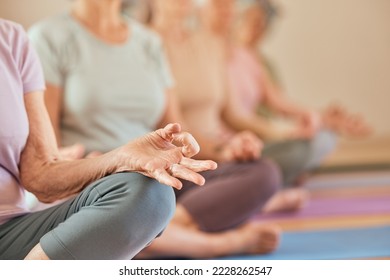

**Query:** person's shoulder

left=125, top=17, right=163, bottom=47
left=0, top=19, right=27, bottom=42
left=28, top=13, right=74, bottom=43
left=0, top=18, right=24, bottom=32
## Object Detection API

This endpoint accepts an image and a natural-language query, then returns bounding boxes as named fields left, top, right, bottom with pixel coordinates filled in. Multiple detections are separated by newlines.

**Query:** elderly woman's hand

left=115, top=123, right=218, bottom=190
left=218, top=131, right=263, bottom=163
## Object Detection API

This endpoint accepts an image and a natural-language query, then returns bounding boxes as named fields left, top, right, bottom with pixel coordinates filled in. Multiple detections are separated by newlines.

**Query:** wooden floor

left=321, top=135, right=390, bottom=170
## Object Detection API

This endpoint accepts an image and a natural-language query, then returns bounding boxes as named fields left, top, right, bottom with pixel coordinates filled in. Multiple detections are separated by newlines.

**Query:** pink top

left=0, top=19, right=45, bottom=225
left=228, top=47, right=264, bottom=115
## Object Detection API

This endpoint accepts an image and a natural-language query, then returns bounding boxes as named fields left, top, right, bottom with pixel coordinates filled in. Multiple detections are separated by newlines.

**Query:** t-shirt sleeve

left=14, top=24, right=45, bottom=94
left=28, top=24, right=64, bottom=87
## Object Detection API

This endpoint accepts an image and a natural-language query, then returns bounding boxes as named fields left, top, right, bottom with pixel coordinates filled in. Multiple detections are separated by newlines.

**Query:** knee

left=285, top=141, right=312, bottom=166
left=267, top=140, right=311, bottom=173
left=102, top=173, right=176, bottom=257
left=140, top=180, right=176, bottom=228
left=312, top=130, right=338, bottom=155
left=305, top=130, right=338, bottom=170
left=275, top=141, right=311, bottom=184
left=120, top=174, right=176, bottom=230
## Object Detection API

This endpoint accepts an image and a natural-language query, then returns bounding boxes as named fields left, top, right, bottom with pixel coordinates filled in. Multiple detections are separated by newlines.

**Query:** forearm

left=261, top=77, right=312, bottom=120
left=227, top=110, right=277, bottom=139
left=258, top=63, right=309, bottom=119
left=21, top=91, right=121, bottom=202
left=264, top=91, right=305, bottom=119
left=20, top=143, right=120, bottom=203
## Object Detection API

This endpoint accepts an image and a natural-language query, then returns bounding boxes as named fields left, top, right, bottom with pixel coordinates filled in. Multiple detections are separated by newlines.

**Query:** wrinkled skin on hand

left=116, top=123, right=218, bottom=190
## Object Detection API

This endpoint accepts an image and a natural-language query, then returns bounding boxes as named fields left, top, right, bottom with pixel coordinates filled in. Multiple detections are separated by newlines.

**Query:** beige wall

left=1, top=0, right=390, bottom=136
left=263, top=0, right=390, bottom=136
left=0, top=0, right=70, bottom=27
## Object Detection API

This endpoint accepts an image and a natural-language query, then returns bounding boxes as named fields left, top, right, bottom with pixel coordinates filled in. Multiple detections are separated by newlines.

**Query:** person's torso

left=228, top=47, right=264, bottom=115
left=0, top=20, right=31, bottom=225
left=33, top=15, right=168, bottom=153
left=165, top=32, right=229, bottom=140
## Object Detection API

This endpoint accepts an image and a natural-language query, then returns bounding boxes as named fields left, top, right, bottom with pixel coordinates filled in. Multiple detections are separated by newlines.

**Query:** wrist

left=103, top=147, right=129, bottom=174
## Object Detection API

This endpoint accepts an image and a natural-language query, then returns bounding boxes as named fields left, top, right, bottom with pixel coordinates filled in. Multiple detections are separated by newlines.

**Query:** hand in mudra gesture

left=218, top=131, right=263, bottom=163
left=115, top=123, right=218, bottom=190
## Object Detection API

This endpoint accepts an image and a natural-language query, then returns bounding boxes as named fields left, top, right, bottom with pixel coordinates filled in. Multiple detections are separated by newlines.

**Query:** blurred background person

left=229, top=0, right=373, bottom=182
left=149, top=0, right=316, bottom=212
left=29, top=0, right=281, bottom=259
left=176, top=0, right=372, bottom=212
left=231, top=0, right=372, bottom=139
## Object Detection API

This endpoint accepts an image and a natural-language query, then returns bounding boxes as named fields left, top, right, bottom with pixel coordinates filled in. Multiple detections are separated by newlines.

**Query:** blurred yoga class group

left=0, top=0, right=389, bottom=260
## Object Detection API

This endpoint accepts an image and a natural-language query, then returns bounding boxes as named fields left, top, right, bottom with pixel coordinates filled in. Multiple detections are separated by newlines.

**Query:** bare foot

left=292, top=172, right=310, bottom=187
left=135, top=221, right=281, bottom=259
left=263, top=188, right=310, bottom=213
left=134, top=206, right=281, bottom=259
left=235, top=222, right=281, bottom=255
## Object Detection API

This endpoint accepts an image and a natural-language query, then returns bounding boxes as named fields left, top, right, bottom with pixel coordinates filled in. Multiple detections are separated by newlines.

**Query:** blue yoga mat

left=218, top=226, right=390, bottom=260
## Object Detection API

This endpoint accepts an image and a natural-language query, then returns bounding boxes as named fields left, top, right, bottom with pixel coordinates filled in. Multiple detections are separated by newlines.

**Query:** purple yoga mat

left=255, top=195, right=390, bottom=221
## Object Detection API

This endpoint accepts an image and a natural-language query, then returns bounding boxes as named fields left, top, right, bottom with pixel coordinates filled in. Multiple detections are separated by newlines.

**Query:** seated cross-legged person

left=229, top=0, right=373, bottom=211
left=148, top=0, right=306, bottom=213
left=154, top=0, right=372, bottom=213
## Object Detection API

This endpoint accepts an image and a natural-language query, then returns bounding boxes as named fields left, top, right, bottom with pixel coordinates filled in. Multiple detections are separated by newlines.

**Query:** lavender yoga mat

left=255, top=195, right=390, bottom=221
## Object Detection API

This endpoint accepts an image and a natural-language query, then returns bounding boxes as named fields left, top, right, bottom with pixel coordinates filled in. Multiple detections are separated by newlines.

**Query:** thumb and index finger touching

left=156, top=123, right=218, bottom=177
left=158, top=123, right=200, bottom=158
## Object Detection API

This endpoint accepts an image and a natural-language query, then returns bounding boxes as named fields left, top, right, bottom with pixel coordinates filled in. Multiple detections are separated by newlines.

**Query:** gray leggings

left=263, top=130, right=337, bottom=186
left=176, top=158, right=281, bottom=232
left=0, top=173, right=175, bottom=260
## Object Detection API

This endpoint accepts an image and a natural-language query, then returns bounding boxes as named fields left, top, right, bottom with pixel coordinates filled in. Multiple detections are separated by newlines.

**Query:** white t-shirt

left=29, top=13, right=173, bottom=153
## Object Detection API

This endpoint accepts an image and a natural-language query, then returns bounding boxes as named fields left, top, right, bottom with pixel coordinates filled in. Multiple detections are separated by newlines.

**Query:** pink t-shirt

left=0, top=19, right=45, bottom=225
left=228, top=47, right=264, bottom=115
